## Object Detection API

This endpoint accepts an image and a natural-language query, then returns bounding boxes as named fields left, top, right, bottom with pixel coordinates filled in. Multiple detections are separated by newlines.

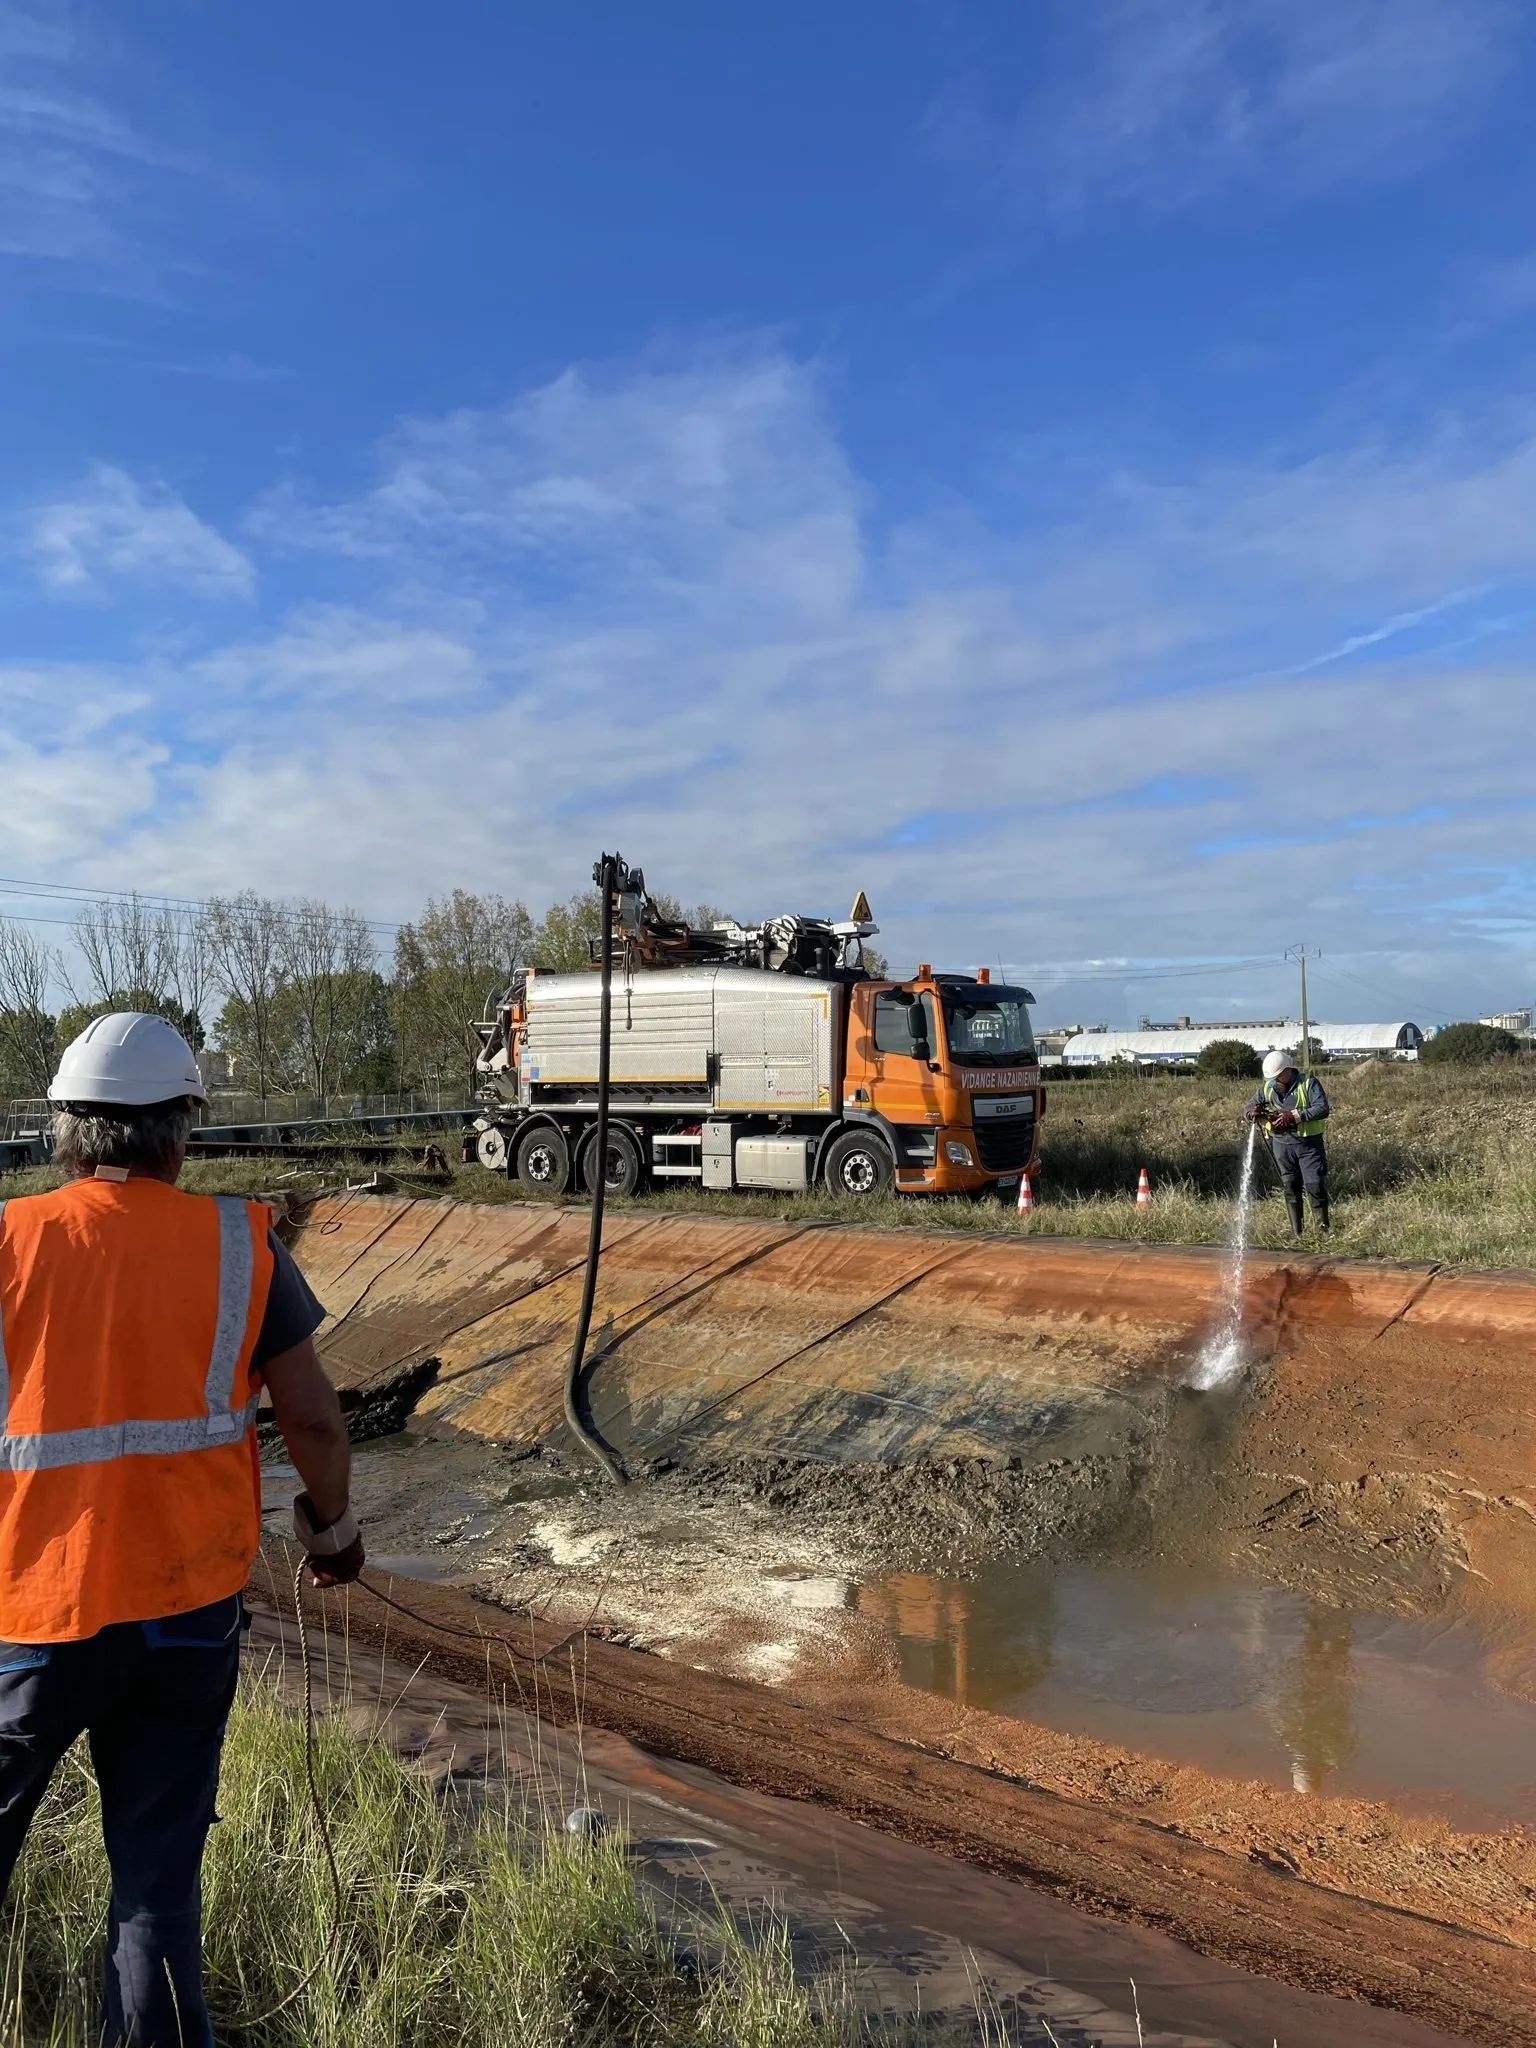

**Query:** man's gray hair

left=52, top=1102, right=197, bottom=1178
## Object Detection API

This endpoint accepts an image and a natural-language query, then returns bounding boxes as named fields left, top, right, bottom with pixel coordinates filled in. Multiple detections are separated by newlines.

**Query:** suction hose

left=562, top=852, right=629, bottom=1486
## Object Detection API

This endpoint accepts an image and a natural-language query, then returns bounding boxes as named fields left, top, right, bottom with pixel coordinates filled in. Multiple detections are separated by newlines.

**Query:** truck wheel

left=514, top=1123, right=571, bottom=1196
left=475, top=1124, right=514, bottom=1172
left=822, top=1128, right=894, bottom=1199
left=578, top=1124, right=643, bottom=1197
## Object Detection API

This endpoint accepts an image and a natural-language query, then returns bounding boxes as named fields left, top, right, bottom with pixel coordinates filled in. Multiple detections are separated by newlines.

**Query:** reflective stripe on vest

left=1264, top=1076, right=1326, bottom=1138
left=0, top=1195, right=261, bottom=1473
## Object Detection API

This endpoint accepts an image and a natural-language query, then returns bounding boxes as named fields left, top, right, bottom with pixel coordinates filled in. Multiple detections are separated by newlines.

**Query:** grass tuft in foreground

left=0, top=1679, right=956, bottom=2047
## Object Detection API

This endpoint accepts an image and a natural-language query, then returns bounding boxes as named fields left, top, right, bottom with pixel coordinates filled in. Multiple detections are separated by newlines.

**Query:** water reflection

left=1274, top=1603, right=1356, bottom=1794
left=854, top=1557, right=1532, bottom=1824
left=860, top=1570, right=1055, bottom=1705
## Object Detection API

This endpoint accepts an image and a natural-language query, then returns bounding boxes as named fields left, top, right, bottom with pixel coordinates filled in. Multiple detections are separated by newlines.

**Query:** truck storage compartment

left=522, top=967, right=839, bottom=1114
left=733, top=1134, right=814, bottom=1191
left=701, top=1120, right=736, bottom=1190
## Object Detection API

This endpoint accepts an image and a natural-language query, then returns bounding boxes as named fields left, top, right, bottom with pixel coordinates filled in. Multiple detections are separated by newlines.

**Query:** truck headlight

left=944, top=1140, right=974, bottom=1165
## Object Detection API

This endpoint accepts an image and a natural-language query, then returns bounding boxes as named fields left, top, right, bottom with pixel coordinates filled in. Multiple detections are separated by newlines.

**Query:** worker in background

left=1246, top=1047, right=1331, bottom=1235
left=0, top=1013, right=365, bottom=2048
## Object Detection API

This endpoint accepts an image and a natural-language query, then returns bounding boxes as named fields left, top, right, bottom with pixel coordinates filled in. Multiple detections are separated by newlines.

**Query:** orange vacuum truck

left=468, top=857, right=1043, bottom=1202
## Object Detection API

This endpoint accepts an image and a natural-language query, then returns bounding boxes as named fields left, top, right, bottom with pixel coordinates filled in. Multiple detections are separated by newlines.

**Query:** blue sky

left=2, top=0, right=1535, bottom=1027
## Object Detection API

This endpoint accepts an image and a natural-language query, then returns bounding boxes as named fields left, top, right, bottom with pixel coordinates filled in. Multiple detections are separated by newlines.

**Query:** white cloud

left=0, top=729, right=164, bottom=869
left=27, top=463, right=254, bottom=598
left=4, top=346, right=1535, bottom=1024
left=185, top=608, right=481, bottom=717
left=250, top=354, right=863, bottom=630
left=0, top=0, right=201, bottom=291
left=0, top=658, right=150, bottom=741
left=931, top=0, right=1513, bottom=220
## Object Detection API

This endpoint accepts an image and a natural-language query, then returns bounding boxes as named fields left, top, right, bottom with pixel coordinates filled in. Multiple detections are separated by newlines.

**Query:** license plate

left=999, top=1175, right=1019, bottom=1188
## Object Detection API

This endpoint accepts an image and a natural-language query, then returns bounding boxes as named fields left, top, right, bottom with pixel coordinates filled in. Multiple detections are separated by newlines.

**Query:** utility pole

left=1286, top=945, right=1313, bottom=1065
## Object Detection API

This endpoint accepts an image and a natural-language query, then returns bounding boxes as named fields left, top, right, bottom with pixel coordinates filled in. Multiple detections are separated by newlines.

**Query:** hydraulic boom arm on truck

left=600, top=856, right=878, bottom=979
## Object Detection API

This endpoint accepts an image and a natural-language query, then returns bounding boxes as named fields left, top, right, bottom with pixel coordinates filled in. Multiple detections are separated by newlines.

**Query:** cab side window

left=873, top=993, right=938, bottom=1057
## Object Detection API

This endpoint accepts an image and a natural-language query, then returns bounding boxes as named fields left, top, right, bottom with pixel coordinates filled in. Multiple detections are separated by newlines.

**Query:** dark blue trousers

left=0, top=1593, right=242, bottom=2048
left=1271, top=1131, right=1329, bottom=1198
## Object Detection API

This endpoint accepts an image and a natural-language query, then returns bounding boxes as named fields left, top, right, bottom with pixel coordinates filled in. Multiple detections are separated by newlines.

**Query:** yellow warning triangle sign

left=848, top=889, right=873, bottom=924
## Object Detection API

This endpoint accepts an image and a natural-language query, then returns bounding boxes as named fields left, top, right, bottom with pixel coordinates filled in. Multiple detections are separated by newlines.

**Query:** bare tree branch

left=70, top=894, right=177, bottom=1010
left=205, top=893, right=285, bottom=1095
left=276, top=901, right=380, bottom=1097
left=0, top=924, right=60, bottom=1097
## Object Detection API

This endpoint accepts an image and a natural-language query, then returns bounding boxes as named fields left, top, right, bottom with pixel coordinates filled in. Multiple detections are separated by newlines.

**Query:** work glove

left=1271, top=1110, right=1298, bottom=1132
left=293, top=1493, right=367, bottom=1590
left=1243, top=1103, right=1262, bottom=1123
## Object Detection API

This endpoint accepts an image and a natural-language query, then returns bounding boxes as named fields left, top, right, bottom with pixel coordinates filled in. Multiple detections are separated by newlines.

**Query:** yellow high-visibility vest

left=1264, top=1075, right=1326, bottom=1138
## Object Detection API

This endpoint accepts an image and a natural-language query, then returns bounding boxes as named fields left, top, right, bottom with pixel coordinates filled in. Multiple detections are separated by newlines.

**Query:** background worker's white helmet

left=49, top=1011, right=206, bottom=1108
left=1261, top=1048, right=1298, bottom=1082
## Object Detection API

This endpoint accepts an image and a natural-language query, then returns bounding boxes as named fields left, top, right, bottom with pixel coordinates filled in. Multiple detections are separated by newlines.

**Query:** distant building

left=1037, top=1022, right=1107, bottom=1059
left=1061, top=1021, right=1423, bottom=1068
left=1136, top=1015, right=1290, bottom=1033
left=1479, top=1009, right=1532, bottom=1035
left=197, top=1049, right=236, bottom=1091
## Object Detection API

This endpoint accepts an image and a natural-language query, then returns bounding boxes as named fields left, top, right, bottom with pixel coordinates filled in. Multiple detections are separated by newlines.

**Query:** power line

left=1309, top=959, right=1503, bottom=1029
left=1018, top=954, right=1283, bottom=990
left=0, top=875, right=406, bottom=938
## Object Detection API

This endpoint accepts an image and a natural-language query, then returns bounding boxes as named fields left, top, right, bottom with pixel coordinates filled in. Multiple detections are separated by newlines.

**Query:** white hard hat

left=1261, top=1048, right=1298, bottom=1082
left=49, top=1011, right=206, bottom=1108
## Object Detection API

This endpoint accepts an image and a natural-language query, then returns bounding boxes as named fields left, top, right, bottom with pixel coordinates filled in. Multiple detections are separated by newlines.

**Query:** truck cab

left=842, top=967, right=1041, bottom=1197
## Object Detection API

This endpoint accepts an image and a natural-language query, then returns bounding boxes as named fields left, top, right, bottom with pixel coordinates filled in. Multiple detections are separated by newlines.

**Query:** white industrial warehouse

left=1059, top=1021, right=1423, bottom=1067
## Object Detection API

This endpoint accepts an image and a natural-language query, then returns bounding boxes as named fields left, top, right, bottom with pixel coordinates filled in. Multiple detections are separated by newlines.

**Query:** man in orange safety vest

left=0, top=1012, right=364, bottom=2047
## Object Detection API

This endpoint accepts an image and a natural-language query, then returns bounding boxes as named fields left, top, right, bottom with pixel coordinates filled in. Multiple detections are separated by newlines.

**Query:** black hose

left=562, top=853, right=628, bottom=1486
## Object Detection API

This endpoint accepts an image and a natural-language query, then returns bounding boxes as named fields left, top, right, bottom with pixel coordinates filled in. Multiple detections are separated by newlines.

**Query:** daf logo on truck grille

left=971, top=1093, right=1034, bottom=1120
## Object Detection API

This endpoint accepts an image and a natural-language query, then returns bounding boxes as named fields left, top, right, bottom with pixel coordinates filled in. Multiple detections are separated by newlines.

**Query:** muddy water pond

left=284, top=1439, right=1536, bottom=1831
left=849, top=1556, right=1536, bottom=1830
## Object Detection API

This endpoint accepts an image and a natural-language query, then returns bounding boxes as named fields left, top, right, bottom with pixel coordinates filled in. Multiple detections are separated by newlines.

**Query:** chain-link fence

left=197, top=1089, right=458, bottom=1126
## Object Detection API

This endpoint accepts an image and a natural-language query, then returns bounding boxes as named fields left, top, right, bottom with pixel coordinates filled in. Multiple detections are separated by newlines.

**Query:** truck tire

left=475, top=1123, right=514, bottom=1172
left=577, top=1124, right=644, bottom=1197
left=514, top=1123, right=571, bottom=1196
left=822, top=1127, right=894, bottom=1199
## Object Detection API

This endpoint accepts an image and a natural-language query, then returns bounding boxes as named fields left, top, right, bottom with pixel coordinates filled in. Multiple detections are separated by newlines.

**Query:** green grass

left=5, top=1059, right=1533, bottom=1267
left=470, top=1059, right=1536, bottom=1268
left=0, top=1675, right=965, bottom=2048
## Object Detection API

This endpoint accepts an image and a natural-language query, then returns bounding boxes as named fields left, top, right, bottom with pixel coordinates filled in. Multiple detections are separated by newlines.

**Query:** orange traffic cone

left=1016, top=1171, right=1034, bottom=1216
left=1136, top=1167, right=1153, bottom=1208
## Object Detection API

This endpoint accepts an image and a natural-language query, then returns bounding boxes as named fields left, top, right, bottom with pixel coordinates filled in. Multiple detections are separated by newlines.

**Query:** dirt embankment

left=251, top=1551, right=1536, bottom=2048
left=279, top=1194, right=1536, bottom=2038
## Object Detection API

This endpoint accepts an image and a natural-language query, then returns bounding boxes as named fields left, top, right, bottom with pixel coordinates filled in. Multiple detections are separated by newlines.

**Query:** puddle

left=858, top=1557, right=1536, bottom=1828
left=366, top=1553, right=462, bottom=1584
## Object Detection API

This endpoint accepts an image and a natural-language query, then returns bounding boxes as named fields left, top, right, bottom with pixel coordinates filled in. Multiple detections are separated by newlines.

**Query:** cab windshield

left=940, top=986, right=1036, bottom=1065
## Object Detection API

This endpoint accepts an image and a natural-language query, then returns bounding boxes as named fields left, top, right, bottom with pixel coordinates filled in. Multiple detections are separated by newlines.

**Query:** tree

left=393, top=890, right=535, bottom=1090
left=218, top=970, right=395, bottom=1098
left=0, top=923, right=58, bottom=1097
left=1197, top=1039, right=1262, bottom=1080
left=69, top=896, right=213, bottom=1045
left=276, top=901, right=380, bottom=1096
left=56, top=992, right=204, bottom=1056
left=1421, top=1021, right=1522, bottom=1066
left=205, top=893, right=286, bottom=1094
left=531, top=889, right=603, bottom=973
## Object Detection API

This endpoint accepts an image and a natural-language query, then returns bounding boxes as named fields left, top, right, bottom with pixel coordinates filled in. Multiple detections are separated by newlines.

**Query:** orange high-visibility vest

left=0, top=1178, right=275, bottom=1643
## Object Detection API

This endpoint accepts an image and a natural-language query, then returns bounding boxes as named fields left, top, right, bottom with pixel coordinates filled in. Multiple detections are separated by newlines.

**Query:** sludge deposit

left=277, top=1190, right=1536, bottom=2043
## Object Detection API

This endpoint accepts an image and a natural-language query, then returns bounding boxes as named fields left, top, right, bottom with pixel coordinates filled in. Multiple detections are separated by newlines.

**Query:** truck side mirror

left=907, top=1006, right=931, bottom=1060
